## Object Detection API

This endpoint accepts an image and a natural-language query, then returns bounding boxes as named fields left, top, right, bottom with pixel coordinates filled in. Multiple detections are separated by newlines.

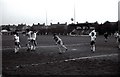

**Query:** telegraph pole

left=118, top=1, right=120, bottom=31
left=74, top=0, right=76, bottom=24
left=46, top=10, right=47, bottom=26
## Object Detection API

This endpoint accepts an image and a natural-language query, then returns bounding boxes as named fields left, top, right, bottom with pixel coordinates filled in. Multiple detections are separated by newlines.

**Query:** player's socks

left=19, top=45, right=21, bottom=48
left=15, top=48, right=18, bottom=53
left=15, top=48, right=17, bottom=53
left=33, top=46, right=36, bottom=50
left=30, top=45, right=33, bottom=50
left=93, top=46, right=95, bottom=52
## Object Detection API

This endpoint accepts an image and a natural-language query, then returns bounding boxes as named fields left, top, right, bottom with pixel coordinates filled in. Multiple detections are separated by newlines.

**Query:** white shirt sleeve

left=89, top=32, right=91, bottom=36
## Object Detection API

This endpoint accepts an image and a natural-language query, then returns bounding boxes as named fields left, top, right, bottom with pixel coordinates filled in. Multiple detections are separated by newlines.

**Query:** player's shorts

left=15, top=42, right=20, bottom=47
left=31, top=39, right=37, bottom=46
left=104, top=36, right=108, bottom=39
left=90, top=41, right=95, bottom=45
left=57, top=40, right=64, bottom=45
left=27, top=39, right=32, bottom=43
left=118, top=38, right=120, bottom=43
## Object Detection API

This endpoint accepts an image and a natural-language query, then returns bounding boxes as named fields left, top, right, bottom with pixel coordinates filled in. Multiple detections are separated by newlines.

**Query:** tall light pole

left=46, top=10, right=48, bottom=26
left=74, top=0, right=76, bottom=24
left=118, top=1, right=120, bottom=31
left=71, top=0, right=76, bottom=24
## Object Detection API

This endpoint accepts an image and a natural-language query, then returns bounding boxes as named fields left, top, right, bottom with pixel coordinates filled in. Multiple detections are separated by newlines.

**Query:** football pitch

left=2, top=35, right=119, bottom=76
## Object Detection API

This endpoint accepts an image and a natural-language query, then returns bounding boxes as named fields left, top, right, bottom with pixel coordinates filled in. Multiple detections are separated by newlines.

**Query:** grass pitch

left=2, top=35, right=119, bottom=76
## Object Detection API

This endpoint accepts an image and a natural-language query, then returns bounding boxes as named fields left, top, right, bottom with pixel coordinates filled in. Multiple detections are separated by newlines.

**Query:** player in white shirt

left=89, top=30, right=96, bottom=36
left=114, top=31, right=119, bottom=43
left=116, top=31, right=120, bottom=49
left=26, top=29, right=32, bottom=51
left=89, top=30, right=96, bottom=52
left=53, top=33, right=68, bottom=54
left=31, top=30, right=38, bottom=51
left=14, top=32, right=21, bottom=53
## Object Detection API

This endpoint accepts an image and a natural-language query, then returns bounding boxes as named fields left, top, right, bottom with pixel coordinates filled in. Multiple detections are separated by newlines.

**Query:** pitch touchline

left=13, top=53, right=118, bottom=69
left=64, top=53, right=118, bottom=61
left=1, top=43, right=89, bottom=50
left=41, top=53, right=118, bottom=64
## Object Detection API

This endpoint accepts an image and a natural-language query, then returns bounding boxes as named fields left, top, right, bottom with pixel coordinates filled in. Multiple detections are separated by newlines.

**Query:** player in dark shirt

left=53, top=33, right=68, bottom=54
left=104, top=32, right=108, bottom=42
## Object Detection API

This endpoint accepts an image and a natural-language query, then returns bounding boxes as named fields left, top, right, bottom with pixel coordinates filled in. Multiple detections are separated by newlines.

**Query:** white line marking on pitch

left=1, top=43, right=89, bottom=50
left=71, top=49, right=77, bottom=51
left=64, top=53, right=118, bottom=62
left=10, top=53, right=118, bottom=69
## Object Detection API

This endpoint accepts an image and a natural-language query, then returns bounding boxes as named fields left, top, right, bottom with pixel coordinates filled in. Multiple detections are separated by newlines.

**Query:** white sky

left=1, top=0, right=119, bottom=25
left=119, top=0, right=120, bottom=20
